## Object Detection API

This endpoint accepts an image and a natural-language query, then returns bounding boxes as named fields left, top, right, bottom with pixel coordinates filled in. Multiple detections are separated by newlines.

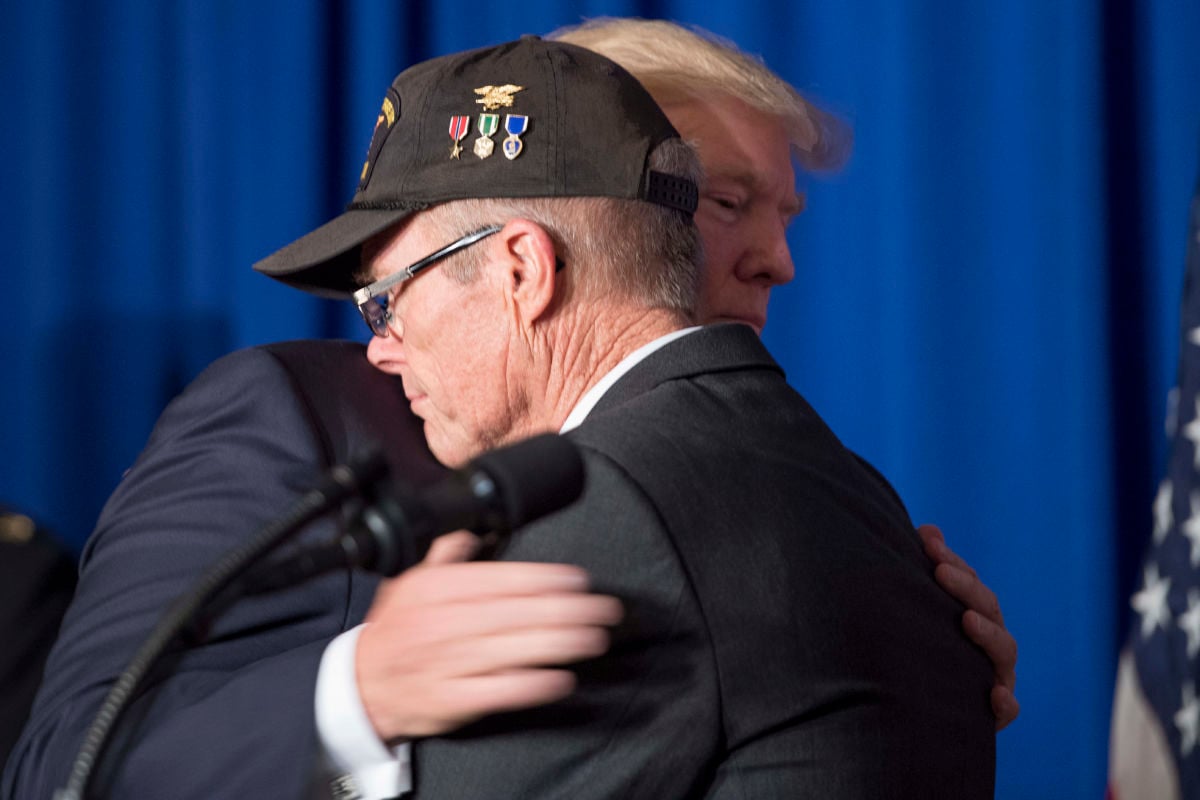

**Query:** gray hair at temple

left=549, top=17, right=851, bottom=172
left=419, top=137, right=704, bottom=318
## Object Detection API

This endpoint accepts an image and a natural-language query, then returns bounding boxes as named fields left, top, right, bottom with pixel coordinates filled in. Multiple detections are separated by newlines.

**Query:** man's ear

left=493, top=218, right=559, bottom=325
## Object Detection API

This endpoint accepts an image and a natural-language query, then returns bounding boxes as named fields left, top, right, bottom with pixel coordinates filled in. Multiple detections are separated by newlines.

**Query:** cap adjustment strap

left=644, top=171, right=699, bottom=215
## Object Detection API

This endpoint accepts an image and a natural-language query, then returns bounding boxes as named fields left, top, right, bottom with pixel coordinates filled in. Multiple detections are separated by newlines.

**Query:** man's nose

left=367, top=330, right=406, bottom=372
left=738, top=216, right=795, bottom=286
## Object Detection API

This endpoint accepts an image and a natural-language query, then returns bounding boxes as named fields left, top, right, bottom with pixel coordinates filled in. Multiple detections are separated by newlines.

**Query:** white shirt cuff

left=315, top=625, right=411, bottom=799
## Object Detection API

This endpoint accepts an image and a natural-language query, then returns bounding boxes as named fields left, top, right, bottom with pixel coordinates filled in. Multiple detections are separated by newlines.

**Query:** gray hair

left=421, top=137, right=703, bottom=318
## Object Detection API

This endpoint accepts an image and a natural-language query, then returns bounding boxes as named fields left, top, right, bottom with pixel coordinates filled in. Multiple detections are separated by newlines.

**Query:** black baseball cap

left=253, top=35, right=699, bottom=298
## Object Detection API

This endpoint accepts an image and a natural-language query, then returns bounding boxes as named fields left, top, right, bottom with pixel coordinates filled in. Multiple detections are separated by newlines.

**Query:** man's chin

left=421, top=423, right=455, bottom=467
left=423, top=424, right=479, bottom=469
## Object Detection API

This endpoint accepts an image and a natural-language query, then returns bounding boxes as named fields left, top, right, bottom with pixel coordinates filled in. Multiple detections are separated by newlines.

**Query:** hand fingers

left=399, top=592, right=624, bottom=643
left=964, top=606, right=1019, bottom=730
left=991, top=684, right=1021, bottom=731
left=918, top=523, right=978, bottom=579
left=921, top=526, right=1019, bottom=727
left=362, top=621, right=613, bottom=685
left=363, top=592, right=623, bottom=656
left=449, top=668, right=578, bottom=718
left=426, top=624, right=613, bottom=677
left=934, top=562, right=1004, bottom=627
left=359, top=556, right=622, bottom=741
left=962, top=608, right=1017, bottom=686
left=943, top=568, right=1019, bottom=731
left=411, top=561, right=592, bottom=602
left=362, top=589, right=622, bottom=684
left=358, top=623, right=611, bottom=740
left=424, top=531, right=482, bottom=565
left=370, top=561, right=593, bottom=616
left=917, top=522, right=944, bottom=547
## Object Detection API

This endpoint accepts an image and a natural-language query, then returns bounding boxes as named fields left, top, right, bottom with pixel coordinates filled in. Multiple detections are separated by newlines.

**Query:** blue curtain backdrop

left=2, top=1, right=1197, bottom=797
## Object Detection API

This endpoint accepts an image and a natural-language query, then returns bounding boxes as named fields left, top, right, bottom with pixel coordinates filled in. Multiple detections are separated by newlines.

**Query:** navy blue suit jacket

left=3, top=341, right=442, bottom=799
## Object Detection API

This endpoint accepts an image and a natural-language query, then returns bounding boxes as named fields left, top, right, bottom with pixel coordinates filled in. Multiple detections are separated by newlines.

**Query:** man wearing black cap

left=260, top=35, right=994, bottom=798
left=5, top=36, right=995, bottom=800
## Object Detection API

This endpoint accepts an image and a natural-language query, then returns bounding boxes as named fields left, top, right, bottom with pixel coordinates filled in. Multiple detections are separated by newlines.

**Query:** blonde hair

left=550, top=17, right=850, bottom=171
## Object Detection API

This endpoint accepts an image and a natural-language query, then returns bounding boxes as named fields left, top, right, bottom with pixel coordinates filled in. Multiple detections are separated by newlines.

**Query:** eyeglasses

left=353, top=225, right=503, bottom=338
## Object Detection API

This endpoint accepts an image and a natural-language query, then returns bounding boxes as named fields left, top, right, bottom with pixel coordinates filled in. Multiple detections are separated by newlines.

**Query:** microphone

left=58, top=436, right=582, bottom=800
left=244, top=432, right=585, bottom=592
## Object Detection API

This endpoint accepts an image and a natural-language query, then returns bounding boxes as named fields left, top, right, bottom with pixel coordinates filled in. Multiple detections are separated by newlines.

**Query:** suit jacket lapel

left=590, top=323, right=784, bottom=416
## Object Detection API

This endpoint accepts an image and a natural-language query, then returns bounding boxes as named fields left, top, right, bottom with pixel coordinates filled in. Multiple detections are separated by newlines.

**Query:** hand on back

left=356, top=532, right=624, bottom=741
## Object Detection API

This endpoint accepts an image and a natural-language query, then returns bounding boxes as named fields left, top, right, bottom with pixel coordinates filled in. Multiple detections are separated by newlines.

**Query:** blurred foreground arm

left=355, top=531, right=624, bottom=741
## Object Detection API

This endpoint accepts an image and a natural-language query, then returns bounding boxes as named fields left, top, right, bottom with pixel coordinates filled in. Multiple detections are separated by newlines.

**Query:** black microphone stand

left=55, top=451, right=389, bottom=800
left=56, top=431, right=584, bottom=799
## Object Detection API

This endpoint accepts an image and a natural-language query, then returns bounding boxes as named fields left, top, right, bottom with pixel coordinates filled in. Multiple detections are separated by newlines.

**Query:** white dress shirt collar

left=559, top=326, right=700, bottom=433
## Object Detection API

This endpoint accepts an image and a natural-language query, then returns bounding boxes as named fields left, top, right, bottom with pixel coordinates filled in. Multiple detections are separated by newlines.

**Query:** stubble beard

left=426, top=384, right=534, bottom=468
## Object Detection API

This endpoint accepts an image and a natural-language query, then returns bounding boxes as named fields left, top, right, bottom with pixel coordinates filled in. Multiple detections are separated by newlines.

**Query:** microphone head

left=319, top=449, right=391, bottom=504
left=352, top=433, right=586, bottom=572
left=467, top=433, right=585, bottom=530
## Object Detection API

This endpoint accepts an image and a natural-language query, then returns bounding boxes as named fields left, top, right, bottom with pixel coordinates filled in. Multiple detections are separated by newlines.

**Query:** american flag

left=1109, top=174, right=1200, bottom=799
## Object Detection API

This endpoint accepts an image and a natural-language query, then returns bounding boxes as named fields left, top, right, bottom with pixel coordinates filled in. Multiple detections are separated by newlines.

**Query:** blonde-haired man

left=555, top=16, right=849, bottom=173
left=554, top=16, right=1019, bottom=727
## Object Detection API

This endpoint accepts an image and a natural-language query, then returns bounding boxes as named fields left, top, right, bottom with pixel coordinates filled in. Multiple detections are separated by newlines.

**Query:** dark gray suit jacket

left=413, top=324, right=995, bottom=798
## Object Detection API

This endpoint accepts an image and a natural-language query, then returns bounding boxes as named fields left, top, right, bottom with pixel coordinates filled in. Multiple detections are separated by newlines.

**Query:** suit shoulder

left=164, top=340, right=439, bottom=484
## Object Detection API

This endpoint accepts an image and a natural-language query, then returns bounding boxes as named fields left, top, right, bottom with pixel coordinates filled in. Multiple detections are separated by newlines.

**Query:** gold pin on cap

left=474, top=84, right=524, bottom=111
